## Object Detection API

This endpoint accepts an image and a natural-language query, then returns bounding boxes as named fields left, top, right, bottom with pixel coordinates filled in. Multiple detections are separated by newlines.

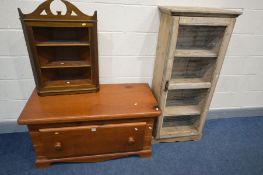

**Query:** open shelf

left=20, top=0, right=99, bottom=96
left=32, top=27, right=90, bottom=43
left=164, top=105, right=201, bottom=116
left=160, top=126, right=199, bottom=138
left=42, top=67, right=92, bottom=89
left=169, top=78, right=211, bottom=90
left=36, top=41, right=90, bottom=47
left=38, top=46, right=91, bottom=69
left=160, top=115, right=200, bottom=138
left=33, top=27, right=91, bottom=47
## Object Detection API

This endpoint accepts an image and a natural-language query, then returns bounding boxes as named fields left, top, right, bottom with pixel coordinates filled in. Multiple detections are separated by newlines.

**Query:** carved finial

left=18, top=0, right=96, bottom=20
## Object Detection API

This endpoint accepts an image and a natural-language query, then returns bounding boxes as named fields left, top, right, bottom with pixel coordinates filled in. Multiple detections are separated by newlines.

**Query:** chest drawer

left=39, top=122, right=147, bottom=158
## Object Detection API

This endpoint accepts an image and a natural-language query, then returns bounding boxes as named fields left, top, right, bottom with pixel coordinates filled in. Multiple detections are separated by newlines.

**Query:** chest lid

left=18, top=84, right=161, bottom=125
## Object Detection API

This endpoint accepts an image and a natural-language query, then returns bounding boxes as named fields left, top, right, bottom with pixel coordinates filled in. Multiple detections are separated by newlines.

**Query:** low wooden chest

left=18, top=84, right=160, bottom=168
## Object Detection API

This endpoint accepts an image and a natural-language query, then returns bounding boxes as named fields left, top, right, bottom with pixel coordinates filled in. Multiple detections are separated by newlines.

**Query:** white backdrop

left=0, top=0, right=263, bottom=123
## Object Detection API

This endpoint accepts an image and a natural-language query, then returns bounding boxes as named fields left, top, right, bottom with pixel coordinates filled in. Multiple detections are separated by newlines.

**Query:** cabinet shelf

left=44, top=79, right=92, bottom=89
left=164, top=105, right=201, bottom=116
left=41, top=60, right=91, bottom=69
left=36, top=41, right=90, bottom=47
left=161, top=115, right=200, bottom=138
left=174, top=49, right=218, bottom=57
left=169, top=78, right=211, bottom=90
left=160, top=126, right=199, bottom=138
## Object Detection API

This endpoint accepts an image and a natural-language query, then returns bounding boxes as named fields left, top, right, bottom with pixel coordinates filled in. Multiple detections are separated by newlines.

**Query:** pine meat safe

left=152, top=6, right=242, bottom=142
left=18, top=84, right=161, bottom=168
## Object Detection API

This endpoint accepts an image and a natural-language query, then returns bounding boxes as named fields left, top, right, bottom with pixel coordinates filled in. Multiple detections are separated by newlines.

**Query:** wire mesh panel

left=176, top=26, right=226, bottom=51
left=163, top=115, right=199, bottom=128
left=171, top=57, right=216, bottom=81
left=166, top=89, right=208, bottom=106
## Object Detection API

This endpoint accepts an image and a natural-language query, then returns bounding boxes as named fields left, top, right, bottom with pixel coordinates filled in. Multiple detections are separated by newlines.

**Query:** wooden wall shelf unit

left=18, top=84, right=161, bottom=168
left=19, top=0, right=99, bottom=96
left=152, top=6, right=242, bottom=142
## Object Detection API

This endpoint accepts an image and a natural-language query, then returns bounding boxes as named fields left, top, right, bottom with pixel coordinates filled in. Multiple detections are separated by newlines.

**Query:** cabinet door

left=39, top=122, right=146, bottom=158
left=158, top=16, right=236, bottom=139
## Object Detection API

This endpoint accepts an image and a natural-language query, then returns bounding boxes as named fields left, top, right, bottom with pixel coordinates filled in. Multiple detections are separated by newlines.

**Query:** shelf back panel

left=38, top=46, right=91, bottom=64
left=33, top=27, right=90, bottom=42
left=42, top=67, right=91, bottom=81
left=176, top=26, right=226, bottom=52
left=172, top=57, right=216, bottom=81
left=163, top=115, right=199, bottom=128
left=166, top=89, right=208, bottom=106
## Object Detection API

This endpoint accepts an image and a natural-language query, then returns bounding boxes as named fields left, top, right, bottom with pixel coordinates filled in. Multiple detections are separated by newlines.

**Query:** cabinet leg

left=193, top=134, right=202, bottom=141
left=139, top=150, right=152, bottom=158
left=35, top=160, right=50, bottom=168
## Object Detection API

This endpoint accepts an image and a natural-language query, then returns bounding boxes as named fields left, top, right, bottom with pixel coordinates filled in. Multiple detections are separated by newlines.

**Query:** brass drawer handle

left=128, top=137, right=135, bottom=145
left=54, top=142, right=62, bottom=150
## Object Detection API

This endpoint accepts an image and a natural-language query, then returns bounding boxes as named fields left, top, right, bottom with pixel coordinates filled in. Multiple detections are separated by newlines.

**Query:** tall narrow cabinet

left=152, top=7, right=242, bottom=142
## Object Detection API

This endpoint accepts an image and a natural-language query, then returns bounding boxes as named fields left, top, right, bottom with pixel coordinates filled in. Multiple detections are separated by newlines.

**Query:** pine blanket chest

left=18, top=84, right=160, bottom=168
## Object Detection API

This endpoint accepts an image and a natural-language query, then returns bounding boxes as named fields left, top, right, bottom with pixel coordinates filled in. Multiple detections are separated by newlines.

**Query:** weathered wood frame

left=152, top=7, right=241, bottom=142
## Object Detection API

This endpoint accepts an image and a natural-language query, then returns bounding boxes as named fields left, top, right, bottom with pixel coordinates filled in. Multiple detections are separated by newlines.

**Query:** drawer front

left=39, top=122, right=146, bottom=158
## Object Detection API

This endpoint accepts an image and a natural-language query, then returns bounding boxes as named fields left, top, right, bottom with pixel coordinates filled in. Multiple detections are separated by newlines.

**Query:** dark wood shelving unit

left=19, top=0, right=99, bottom=96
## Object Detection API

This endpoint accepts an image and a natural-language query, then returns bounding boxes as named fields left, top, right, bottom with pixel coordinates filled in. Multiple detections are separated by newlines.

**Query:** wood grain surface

left=18, top=0, right=100, bottom=96
left=18, top=83, right=161, bottom=125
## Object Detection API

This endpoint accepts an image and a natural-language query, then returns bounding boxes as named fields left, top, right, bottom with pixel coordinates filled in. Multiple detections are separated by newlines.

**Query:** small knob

left=128, top=137, right=135, bottom=145
left=154, top=104, right=160, bottom=111
left=54, top=142, right=62, bottom=150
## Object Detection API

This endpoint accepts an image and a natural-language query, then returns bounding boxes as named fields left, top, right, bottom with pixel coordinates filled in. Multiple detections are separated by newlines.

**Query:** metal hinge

left=164, top=80, right=169, bottom=92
